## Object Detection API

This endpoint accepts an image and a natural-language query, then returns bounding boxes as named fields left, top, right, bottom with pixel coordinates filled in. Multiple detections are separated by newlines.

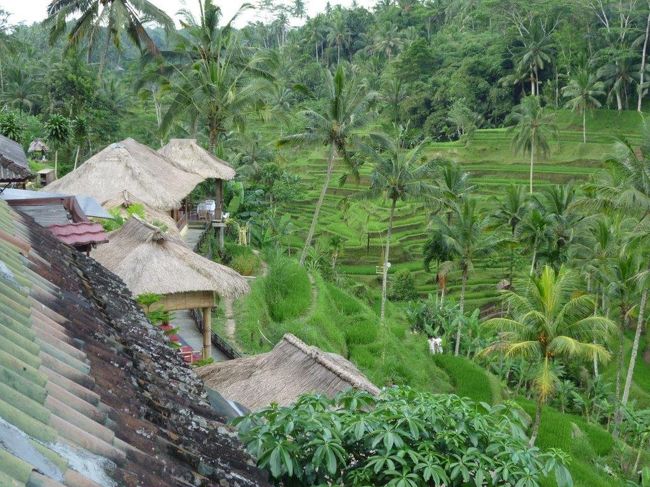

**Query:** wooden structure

left=28, top=138, right=49, bottom=160
left=37, top=168, right=55, bottom=186
left=197, top=334, right=380, bottom=411
left=0, top=134, right=33, bottom=189
left=92, top=217, right=249, bottom=358
left=45, top=138, right=203, bottom=231
left=159, top=139, right=236, bottom=248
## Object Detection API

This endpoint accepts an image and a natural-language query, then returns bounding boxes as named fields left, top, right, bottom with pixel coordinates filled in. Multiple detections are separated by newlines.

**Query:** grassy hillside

left=224, top=258, right=640, bottom=487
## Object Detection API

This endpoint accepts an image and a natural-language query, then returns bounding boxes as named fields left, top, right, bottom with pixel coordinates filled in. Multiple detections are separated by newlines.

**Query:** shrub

left=264, top=258, right=311, bottom=322
left=388, top=269, right=418, bottom=301
left=235, top=387, right=573, bottom=487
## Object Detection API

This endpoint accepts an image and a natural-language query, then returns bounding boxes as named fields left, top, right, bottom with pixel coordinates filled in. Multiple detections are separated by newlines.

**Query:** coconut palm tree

left=516, top=207, right=550, bottom=276
left=508, top=96, right=557, bottom=194
left=282, top=65, right=374, bottom=265
left=432, top=162, right=474, bottom=224
left=434, top=198, right=496, bottom=355
left=326, top=11, right=351, bottom=65
left=491, top=185, right=529, bottom=285
left=45, top=114, right=71, bottom=178
left=514, top=22, right=554, bottom=96
left=482, top=266, right=615, bottom=446
left=45, top=0, right=173, bottom=77
left=562, top=69, right=605, bottom=143
left=361, top=136, right=439, bottom=332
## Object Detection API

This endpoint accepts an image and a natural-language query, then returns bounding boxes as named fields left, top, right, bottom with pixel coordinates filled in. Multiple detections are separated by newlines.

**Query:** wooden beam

left=153, top=291, right=214, bottom=312
left=202, top=307, right=212, bottom=359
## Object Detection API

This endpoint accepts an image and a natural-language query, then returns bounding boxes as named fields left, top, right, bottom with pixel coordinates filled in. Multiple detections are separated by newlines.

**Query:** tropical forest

left=0, top=0, right=650, bottom=486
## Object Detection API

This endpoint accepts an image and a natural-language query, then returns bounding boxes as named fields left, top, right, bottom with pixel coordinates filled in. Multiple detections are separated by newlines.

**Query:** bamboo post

left=202, top=307, right=212, bottom=359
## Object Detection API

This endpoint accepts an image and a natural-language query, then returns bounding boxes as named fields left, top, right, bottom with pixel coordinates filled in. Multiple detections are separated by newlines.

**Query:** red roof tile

left=48, top=222, right=108, bottom=246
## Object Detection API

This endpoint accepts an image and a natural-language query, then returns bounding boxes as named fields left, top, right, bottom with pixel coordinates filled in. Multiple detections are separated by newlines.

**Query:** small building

left=37, top=167, right=55, bottom=186
left=45, top=138, right=204, bottom=231
left=2, top=188, right=109, bottom=253
left=159, top=139, right=237, bottom=246
left=0, top=199, right=269, bottom=486
left=28, top=138, right=49, bottom=160
left=0, top=134, right=34, bottom=188
left=197, top=333, right=380, bottom=411
left=92, top=217, right=249, bottom=359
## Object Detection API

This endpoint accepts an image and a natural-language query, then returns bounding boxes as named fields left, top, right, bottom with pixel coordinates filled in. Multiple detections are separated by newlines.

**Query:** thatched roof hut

left=92, top=216, right=249, bottom=299
left=46, top=138, right=203, bottom=210
left=28, top=138, right=49, bottom=153
left=196, top=334, right=380, bottom=411
left=0, top=134, right=33, bottom=183
left=159, top=139, right=236, bottom=180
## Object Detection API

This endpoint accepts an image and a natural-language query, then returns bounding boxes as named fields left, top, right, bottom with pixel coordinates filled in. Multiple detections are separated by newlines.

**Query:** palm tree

left=434, top=198, right=495, bottom=355
left=508, top=96, right=557, bottom=194
left=71, top=116, right=88, bottom=170
left=515, top=22, right=554, bottom=96
left=45, top=114, right=71, bottom=179
left=562, top=69, right=605, bottom=143
left=45, top=0, right=173, bottom=77
left=620, top=233, right=649, bottom=412
left=161, top=2, right=271, bottom=151
left=362, top=136, right=438, bottom=332
left=482, top=266, right=615, bottom=446
left=516, top=207, right=549, bottom=275
left=492, top=185, right=529, bottom=285
left=0, top=110, right=23, bottom=142
left=433, top=162, right=474, bottom=224
left=597, top=52, right=636, bottom=111
left=282, top=65, right=374, bottom=265
left=326, top=11, right=351, bottom=65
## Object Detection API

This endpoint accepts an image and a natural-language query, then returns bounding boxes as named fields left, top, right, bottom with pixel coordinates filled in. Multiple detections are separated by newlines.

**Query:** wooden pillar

left=214, top=179, right=223, bottom=222
left=202, top=307, right=212, bottom=359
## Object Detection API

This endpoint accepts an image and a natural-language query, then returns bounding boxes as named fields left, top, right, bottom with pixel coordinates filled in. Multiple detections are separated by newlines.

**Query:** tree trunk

left=529, top=137, right=535, bottom=193
left=300, top=144, right=336, bottom=265
left=380, top=199, right=397, bottom=363
left=380, top=199, right=397, bottom=326
left=621, top=286, right=647, bottom=408
left=54, top=150, right=58, bottom=179
left=616, top=90, right=623, bottom=111
left=454, top=266, right=468, bottom=356
left=74, top=145, right=80, bottom=170
left=638, top=11, right=650, bottom=112
left=529, top=395, right=543, bottom=446
left=582, top=109, right=587, bottom=144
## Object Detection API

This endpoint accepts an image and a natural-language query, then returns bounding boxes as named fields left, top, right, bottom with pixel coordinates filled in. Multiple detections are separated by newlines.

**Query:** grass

left=516, top=399, right=621, bottom=487
left=432, top=354, right=501, bottom=404
left=233, top=258, right=457, bottom=393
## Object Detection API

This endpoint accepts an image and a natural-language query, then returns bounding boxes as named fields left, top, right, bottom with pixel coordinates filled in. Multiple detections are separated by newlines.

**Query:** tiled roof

left=48, top=222, right=108, bottom=247
left=12, top=204, right=71, bottom=226
left=0, top=200, right=269, bottom=486
left=0, top=135, right=32, bottom=182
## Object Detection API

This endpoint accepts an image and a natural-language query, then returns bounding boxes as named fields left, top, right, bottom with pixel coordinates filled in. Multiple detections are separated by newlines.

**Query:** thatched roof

left=197, top=334, right=380, bottom=410
left=0, top=134, right=32, bottom=182
left=46, top=138, right=204, bottom=210
left=28, top=138, right=48, bottom=153
left=103, top=190, right=180, bottom=235
left=92, top=216, right=249, bottom=298
left=159, top=139, right=236, bottom=181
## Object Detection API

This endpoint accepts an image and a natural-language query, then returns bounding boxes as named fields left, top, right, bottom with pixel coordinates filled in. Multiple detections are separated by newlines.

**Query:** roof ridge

left=281, top=334, right=377, bottom=393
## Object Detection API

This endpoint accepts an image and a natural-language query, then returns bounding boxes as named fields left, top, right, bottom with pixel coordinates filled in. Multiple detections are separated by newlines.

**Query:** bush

left=235, top=387, right=573, bottom=487
left=388, top=269, right=418, bottom=301
left=264, top=258, right=311, bottom=322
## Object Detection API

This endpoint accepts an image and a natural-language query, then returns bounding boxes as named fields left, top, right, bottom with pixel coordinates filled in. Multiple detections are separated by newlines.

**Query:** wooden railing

left=190, top=308, right=241, bottom=359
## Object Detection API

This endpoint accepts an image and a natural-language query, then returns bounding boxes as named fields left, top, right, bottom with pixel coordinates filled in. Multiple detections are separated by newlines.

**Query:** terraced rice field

left=275, top=109, right=644, bottom=311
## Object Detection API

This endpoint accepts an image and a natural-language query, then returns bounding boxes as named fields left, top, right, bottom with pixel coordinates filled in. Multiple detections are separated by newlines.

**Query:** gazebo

left=45, top=138, right=203, bottom=230
left=159, top=139, right=236, bottom=247
left=92, top=217, right=249, bottom=358
left=28, top=138, right=49, bottom=160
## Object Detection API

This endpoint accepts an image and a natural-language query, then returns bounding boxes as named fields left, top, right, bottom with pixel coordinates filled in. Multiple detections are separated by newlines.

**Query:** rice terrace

left=0, top=0, right=649, bottom=486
